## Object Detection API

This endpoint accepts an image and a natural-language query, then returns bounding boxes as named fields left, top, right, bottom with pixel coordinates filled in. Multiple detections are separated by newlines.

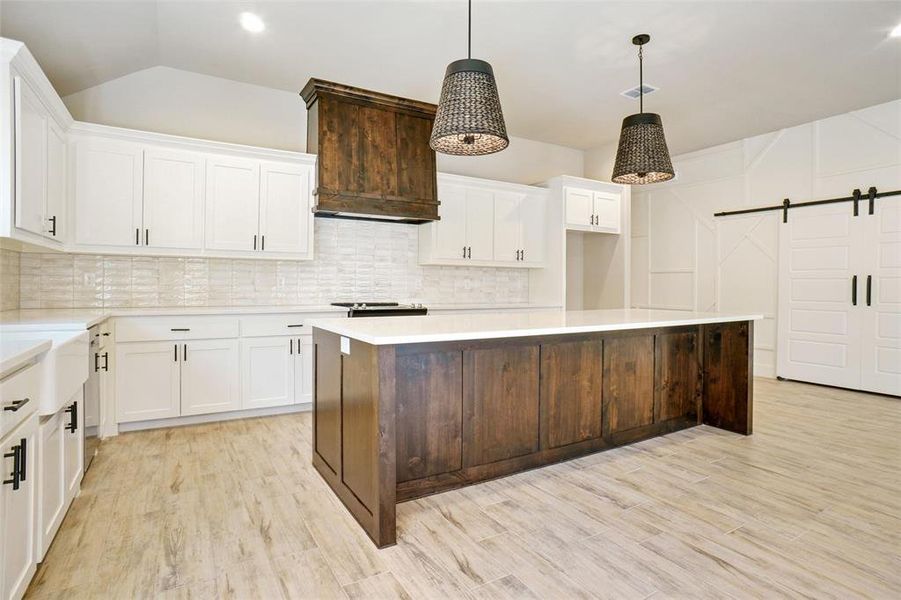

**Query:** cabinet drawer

left=115, top=316, right=239, bottom=342
left=240, top=313, right=338, bottom=338
left=1, top=363, right=40, bottom=439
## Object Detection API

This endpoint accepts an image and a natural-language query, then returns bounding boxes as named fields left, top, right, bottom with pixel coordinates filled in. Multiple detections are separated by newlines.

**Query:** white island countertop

left=0, top=338, right=51, bottom=379
left=309, top=308, right=763, bottom=346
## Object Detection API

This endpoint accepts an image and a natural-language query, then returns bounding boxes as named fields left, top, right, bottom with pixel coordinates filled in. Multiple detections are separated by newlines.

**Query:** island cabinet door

left=654, top=331, right=701, bottom=423
left=314, top=332, right=342, bottom=476
left=463, top=345, right=540, bottom=467
left=539, top=339, right=604, bottom=449
left=603, top=334, right=655, bottom=436
left=395, top=350, right=463, bottom=482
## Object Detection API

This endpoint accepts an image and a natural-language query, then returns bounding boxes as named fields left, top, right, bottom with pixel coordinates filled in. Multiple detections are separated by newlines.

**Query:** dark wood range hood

left=300, top=79, right=440, bottom=223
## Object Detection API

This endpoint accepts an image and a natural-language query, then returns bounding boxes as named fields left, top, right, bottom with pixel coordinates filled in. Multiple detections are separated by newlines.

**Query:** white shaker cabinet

left=142, top=148, right=205, bottom=250
left=465, top=189, right=495, bottom=261
left=259, top=161, right=314, bottom=256
left=204, top=155, right=260, bottom=252
left=115, top=341, right=181, bottom=423
left=240, top=335, right=313, bottom=410
left=13, top=76, right=47, bottom=238
left=62, top=394, right=83, bottom=502
left=36, top=410, right=63, bottom=561
left=428, top=182, right=468, bottom=261
left=564, top=186, right=622, bottom=234
left=1, top=413, right=37, bottom=600
left=45, top=121, right=66, bottom=241
left=493, top=191, right=546, bottom=266
left=180, top=339, right=240, bottom=417
left=564, top=187, right=594, bottom=229
left=295, top=336, right=314, bottom=405
left=73, top=137, right=144, bottom=248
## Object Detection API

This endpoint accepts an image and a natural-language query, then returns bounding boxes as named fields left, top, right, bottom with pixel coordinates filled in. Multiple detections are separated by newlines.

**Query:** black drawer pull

left=170, top=328, right=190, bottom=332
left=287, top=324, right=304, bottom=328
left=3, top=398, right=29, bottom=412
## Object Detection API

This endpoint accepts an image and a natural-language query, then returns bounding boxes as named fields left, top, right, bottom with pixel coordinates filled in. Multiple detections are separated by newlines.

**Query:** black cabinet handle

left=290, top=339, right=294, bottom=355
left=183, top=344, right=187, bottom=362
left=145, top=229, right=149, bottom=246
left=94, top=352, right=100, bottom=372
left=65, top=402, right=78, bottom=433
left=3, top=445, right=19, bottom=490
left=102, top=352, right=109, bottom=372
left=467, top=246, right=472, bottom=259
left=462, top=246, right=466, bottom=258
left=851, top=275, right=858, bottom=306
left=170, top=328, right=190, bottom=332
left=254, top=234, right=257, bottom=250
left=136, top=228, right=140, bottom=245
left=261, top=235, right=265, bottom=251
left=174, top=344, right=178, bottom=362
left=3, top=398, right=29, bottom=412
left=287, top=324, right=304, bottom=328
left=866, top=275, right=872, bottom=307
left=296, top=338, right=302, bottom=356
left=18, top=437, right=26, bottom=482
left=521, top=249, right=525, bottom=261
left=48, top=215, right=57, bottom=236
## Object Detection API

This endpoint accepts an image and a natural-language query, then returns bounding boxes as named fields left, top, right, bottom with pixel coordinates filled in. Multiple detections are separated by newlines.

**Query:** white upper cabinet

left=142, top=149, right=205, bottom=250
left=204, top=155, right=260, bottom=253
left=420, top=174, right=545, bottom=268
left=259, top=161, right=313, bottom=256
left=45, top=121, right=66, bottom=241
left=564, top=186, right=622, bottom=234
left=14, top=76, right=53, bottom=240
left=73, top=137, right=143, bottom=248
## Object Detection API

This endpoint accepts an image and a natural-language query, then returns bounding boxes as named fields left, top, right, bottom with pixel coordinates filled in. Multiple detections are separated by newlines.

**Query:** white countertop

left=0, top=338, right=51, bottom=379
left=309, top=308, right=763, bottom=346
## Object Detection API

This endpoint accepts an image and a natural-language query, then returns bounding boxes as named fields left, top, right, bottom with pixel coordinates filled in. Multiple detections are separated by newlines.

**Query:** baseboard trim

left=117, top=402, right=312, bottom=433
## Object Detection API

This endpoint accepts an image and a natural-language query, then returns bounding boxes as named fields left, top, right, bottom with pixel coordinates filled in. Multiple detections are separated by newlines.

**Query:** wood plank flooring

left=25, top=378, right=900, bottom=599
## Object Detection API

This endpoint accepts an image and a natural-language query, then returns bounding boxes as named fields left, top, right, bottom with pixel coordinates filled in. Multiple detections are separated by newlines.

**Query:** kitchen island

left=309, top=309, right=760, bottom=547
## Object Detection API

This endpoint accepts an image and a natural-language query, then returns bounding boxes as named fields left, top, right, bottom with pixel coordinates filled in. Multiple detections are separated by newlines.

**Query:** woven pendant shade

left=430, top=59, right=509, bottom=156
left=611, top=113, right=675, bottom=184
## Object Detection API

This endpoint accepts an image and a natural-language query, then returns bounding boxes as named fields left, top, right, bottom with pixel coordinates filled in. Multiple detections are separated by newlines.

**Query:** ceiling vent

left=620, top=84, right=658, bottom=100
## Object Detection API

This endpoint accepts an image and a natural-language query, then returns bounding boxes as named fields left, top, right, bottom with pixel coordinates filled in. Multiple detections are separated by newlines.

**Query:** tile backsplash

left=0, top=248, right=20, bottom=311
left=14, top=219, right=529, bottom=309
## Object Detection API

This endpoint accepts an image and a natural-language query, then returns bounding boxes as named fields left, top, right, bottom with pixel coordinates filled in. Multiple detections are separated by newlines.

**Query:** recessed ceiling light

left=240, top=12, right=265, bottom=33
left=891, top=22, right=901, bottom=38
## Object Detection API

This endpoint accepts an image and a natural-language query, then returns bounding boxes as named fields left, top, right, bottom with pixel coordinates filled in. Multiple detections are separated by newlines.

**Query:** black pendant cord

left=467, top=0, right=471, bottom=59
left=638, top=44, right=643, bottom=114
left=713, top=187, right=900, bottom=220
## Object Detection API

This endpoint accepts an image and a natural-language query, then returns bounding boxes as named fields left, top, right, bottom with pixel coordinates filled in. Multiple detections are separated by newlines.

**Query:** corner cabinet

left=419, top=173, right=547, bottom=268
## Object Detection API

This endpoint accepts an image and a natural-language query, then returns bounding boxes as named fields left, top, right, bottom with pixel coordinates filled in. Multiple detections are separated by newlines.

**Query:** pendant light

left=430, top=0, right=509, bottom=156
left=612, top=34, right=675, bottom=185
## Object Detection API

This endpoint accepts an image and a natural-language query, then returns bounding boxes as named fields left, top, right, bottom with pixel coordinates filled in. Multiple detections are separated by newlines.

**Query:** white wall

left=63, top=66, right=584, bottom=184
left=629, top=99, right=901, bottom=378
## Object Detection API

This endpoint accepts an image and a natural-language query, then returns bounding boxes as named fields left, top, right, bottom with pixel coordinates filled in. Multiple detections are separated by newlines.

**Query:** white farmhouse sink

left=0, top=330, right=89, bottom=415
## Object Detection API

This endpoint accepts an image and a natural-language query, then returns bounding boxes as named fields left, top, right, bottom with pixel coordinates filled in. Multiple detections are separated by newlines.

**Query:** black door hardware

left=261, top=235, right=265, bottom=250
left=48, top=215, right=57, bottom=236
left=254, top=234, right=258, bottom=250
left=462, top=246, right=466, bottom=258
left=183, top=344, right=187, bottom=362
left=174, top=344, right=178, bottom=362
left=136, top=228, right=140, bottom=245
left=95, top=352, right=100, bottom=372
left=65, top=402, right=78, bottom=433
left=290, top=339, right=294, bottom=355
left=467, top=246, right=472, bottom=258
left=170, top=328, right=190, bottom=332
left=714, top=187, right=900, bottom=220
left=3, top=398, right=29, bottom=412
left=18, top=438, right=26, bottom=482
left=852, top=189, right=860, bottom=216
left=851, top=275, right=857, bottom=306
left=102, top=352, right=109, bottom=372
left=3, top=444, right=20, bottom=490
left=866, top=275, right=872, bottom=307
left=287, top=324, right=304, bottom=328
left=145, top=229, right=150, bottom=245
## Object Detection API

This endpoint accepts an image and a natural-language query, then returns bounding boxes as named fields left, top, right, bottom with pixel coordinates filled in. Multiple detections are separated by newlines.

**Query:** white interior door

left=14, top=76, right=48, bottom=237
left=860, top=199, right=901, bottom=395
left=520, top=192, right=547, bottom=265
left=564, top=187, right=593, bottom=229
left=142, top=149, right=205, bottom=250
left=465, top=188, right=495, bottom=261
left=204, top=156, right=260, bottom=252
left=259, top=161, right=313, bottom=256
left=241, top=336, right=294, bottom=409
left=593, top=191, right=621, bottom=233
left=45, top=121, right=66, bottom=242
left=493, top=191, right=522, bottom=264
left=115, top=342, right=180, bottom=423
left=777, top=204, right=865, bottom=389
left=181, top=339, right=240, bottom=416
left=432, top=182, right=468, bottom=260
left=73, top=138, right=144, bottom=247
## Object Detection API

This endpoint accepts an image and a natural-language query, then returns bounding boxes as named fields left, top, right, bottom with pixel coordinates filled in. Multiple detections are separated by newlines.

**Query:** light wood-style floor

left=26, top=378, right=900, bottom=599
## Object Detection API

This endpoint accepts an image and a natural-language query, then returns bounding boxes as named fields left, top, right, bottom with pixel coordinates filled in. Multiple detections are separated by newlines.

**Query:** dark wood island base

left=312, top=321, right=753, bottom=548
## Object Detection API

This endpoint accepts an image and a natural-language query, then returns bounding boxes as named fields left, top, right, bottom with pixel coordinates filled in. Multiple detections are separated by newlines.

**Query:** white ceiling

left=2, top=1, right=899, bottom=153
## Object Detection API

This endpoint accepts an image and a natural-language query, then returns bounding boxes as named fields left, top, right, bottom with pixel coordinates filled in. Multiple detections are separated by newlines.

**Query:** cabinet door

left=603, top=335, right=655, bottom=435
left=38, top=411, right=65, bottom=560
left=116, top=342, right=180, bottom=423
left=73, top=138, right=144, bottom=247
left=181, top=339, right=240, bottom=416
left=492, top=191, right=522, bottom=264
left=45, top=121, right=66, bottom=242
left=860, top=200, right=901, bottom=395
left=259, top=161, right=313, bottom=256
left=142, top=149, right=205, bottom=250
left=295, top=337, right=314, bottom=405
left=564, top=187, right=593, bottom=229
left=63, top=392, right=83, bottom=501
left=241, top=336, right=294, bottom=409
left=13, top=76, right=48, bottom=237
left=593, top=191, right=621, bottom=233
left=465, top=188, right=495, bottom=261
left=520, top=192, right=547, bottom=265
left=540, top=339, right=603, bottom=449
left=1, top=415, right=37, bottom=600
left=204, top=156, right=260, bottom=252
left=432, top=183, right=468, bottom=260
left=654, top=332, right=699, bottom=422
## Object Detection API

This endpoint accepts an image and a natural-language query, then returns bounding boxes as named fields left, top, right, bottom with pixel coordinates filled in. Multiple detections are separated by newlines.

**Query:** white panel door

left=295, top=337, right=313, bottom=405
left=861, top=200, right=901, bottom=395
left=62, top=392, right=83, bottom=501
left=241, top=336, right=294, bottom=409
left=181, top=339, right=240, bottom=416
left=204, top=156, right=260, bottom=252
left=492, top=191, right=522, bottom=264
left=564, top=187, right=593, bottom=229
left=38, top=412, right=64, bottom=559
left=73, top=138, right=144, bottom=247
left=259, top=161, right=313, bottom=256
left=14, top=76, right=47, bottom=237
left=142, top=149, right=205, bottom=250
left=432, top=183, right=468, bottom=260
left=465, top=188, right=495, bottom=261
left=520, top=192, right=547, bottom=266
left=45, top=121, right=66, bottom=242
left=116, top=342, right=180, bottom=423
left=777, top=204, right=865, bottom=388
left=1, top=415, right=37, bottom=600
left=593, top=191, right=621, bottom=233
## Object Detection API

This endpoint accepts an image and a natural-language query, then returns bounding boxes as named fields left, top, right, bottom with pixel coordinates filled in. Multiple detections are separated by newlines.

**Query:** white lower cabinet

left=180, top=339, right=240, bottom=416
left=296, top=337, right=313, bottom=405
left=116, top=341, right=180, bottom=423
left=240, top=335, right=312, bottom=409
left=62, top=394, right=83, bottom=501
left=1, top=413, right=37, bottom=600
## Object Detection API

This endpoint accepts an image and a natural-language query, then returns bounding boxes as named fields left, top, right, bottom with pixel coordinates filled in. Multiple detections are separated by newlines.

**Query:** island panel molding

left=312, top=311, right=758, bottom=547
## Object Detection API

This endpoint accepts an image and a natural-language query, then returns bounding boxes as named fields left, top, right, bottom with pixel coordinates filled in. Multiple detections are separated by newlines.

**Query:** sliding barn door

left=777, top=204, right=865, bottom=388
